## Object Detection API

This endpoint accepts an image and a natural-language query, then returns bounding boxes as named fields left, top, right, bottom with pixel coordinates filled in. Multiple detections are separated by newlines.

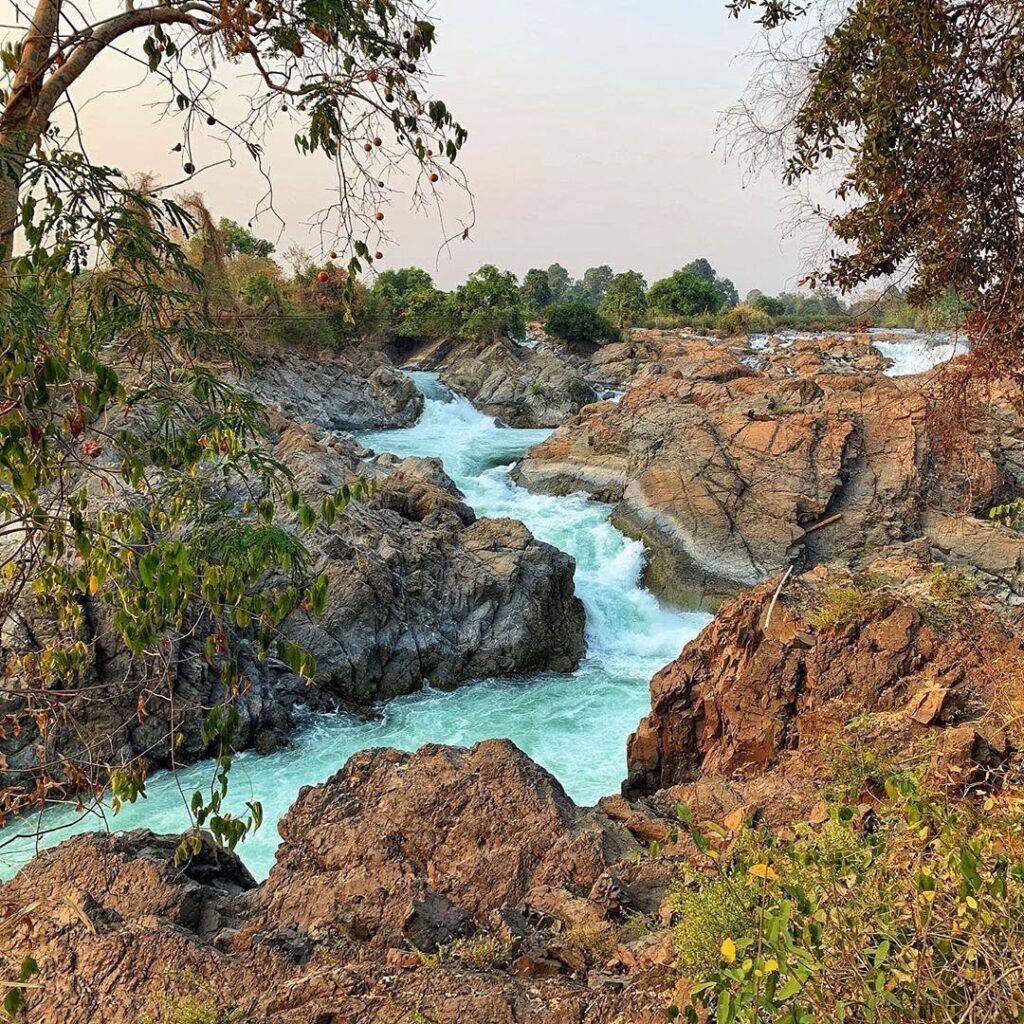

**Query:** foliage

left=648, top=270, right=724, bottom=318
left=754, top=293, right=786, bottom=318
left=671, top=777, right=1024, bottom=1024
left=218, top=219, right=274, bottom=260
left=988, top=498, right=1024, bottom=531
left=545, top=302, right=619, bottom=345
left=547, top=263, right=571, bottom=302
left=737, top=0, right=1024, bottom=386
left=717, top=303, right=775, bottom=335
left=807, top=575, right=890, bottom=631
left=451, top=265, right=524, bottom=342
left=600, top=270, right=648, bottom=328
left=520, top=268, right=553, bottom=314
left=582, top=265, right=614, bottom=304
left=0, top=0, right=469, bottom=280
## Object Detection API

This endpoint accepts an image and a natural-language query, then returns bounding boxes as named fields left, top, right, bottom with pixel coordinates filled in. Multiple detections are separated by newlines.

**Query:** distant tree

left=453, top=265, right=525, bottom=342
left=547, top=263, right=572, bottom=302
left=746, top=288, right=766, bottom=304
left=521, top=268, right=553, bottom=314
left=219, top=218, right=275, bottom=259
left=753, top=294, right=786, bottom=317
left=372, top=267, right=434, bottom=302
left=682, top=257, right=717, bottom=283
left=820, top=290, right=845, bottom=315
left=545, top=302, right=619, bottom=345
left=399, top=287, right=459, bottom=340
left=582, top=265, right=615, bottom=304
left=561, top=280, right=591, bottom=304
left=600, top=271, right=648, bottom=328
left=648, top=270, right=724, bottom=317
left=715, top=277, right=740, bottom=309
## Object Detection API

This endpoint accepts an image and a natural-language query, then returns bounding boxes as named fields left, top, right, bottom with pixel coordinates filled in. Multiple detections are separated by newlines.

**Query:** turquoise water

left=0, top=374, right=709, bottom=880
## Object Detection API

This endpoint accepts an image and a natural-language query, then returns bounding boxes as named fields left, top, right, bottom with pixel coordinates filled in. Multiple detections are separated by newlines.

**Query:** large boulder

left=228, top=345, right=424, bottom=430
left=261, top=740, right=638, bottom=947
left=1, top=743, right=670, bottom=1024
left=624, top=559, right=1024, bottom=813
left=436, top=337, right=598, bottom=428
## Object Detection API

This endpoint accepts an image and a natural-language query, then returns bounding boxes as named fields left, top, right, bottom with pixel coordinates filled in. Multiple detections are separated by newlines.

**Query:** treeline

left=191, top=218, right=966, bottom=348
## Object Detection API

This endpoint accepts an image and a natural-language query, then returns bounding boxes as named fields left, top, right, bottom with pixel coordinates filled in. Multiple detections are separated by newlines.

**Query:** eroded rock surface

left=625, top=559, right=1024, bottom=814
left=513, top=334, right=1023, bottom=608
left=2, top=742, right=684, bottom=1024
left=227, top=345, right=424, bottom=431
left=434, top=337, right=598, bottom=428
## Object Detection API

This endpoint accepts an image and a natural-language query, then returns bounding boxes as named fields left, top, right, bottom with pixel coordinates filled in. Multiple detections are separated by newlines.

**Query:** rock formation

left=418, top=335, right=599, bottom=428
left=513, top=333, right=1023, bottom=608
left=0, top=404, right=584, bottom=805
left=1, top=741, right=682, bottom=1024
left=625, top=558, right=1024, bottom=816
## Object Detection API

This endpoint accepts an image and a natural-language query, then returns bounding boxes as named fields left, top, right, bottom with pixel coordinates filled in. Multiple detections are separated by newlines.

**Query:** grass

left=808, top=574, right=890, bottom=631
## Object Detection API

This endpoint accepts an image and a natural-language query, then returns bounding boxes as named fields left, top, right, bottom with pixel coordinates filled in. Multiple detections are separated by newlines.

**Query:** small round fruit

left=364, top=142, right=373, bottom=152
left=374, top=251, right=383, bottom=260
left=378, top=180, right=385, bottom=187
left=373, top=136, right=382, bottom=146
left=317, top=270, right=330, bottom=283
left=429, top=173, right=439, bottom=183
left=367, top=69, right=379, bottom=82
left=374, top=211, right=384, bottom=221
left=183, top=162, right=195, bottom=175
left=206, top=115, right=216, bottom=125
left=384, top=92, right=394, bottom=103
left=329, top=250, right=338, bottom=260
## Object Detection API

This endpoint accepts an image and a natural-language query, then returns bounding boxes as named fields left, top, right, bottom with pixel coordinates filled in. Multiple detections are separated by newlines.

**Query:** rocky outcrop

left=624, top=560, right=1024, bottom=813
left=514, top=334, right=1021, bottom=608
left=434, top=337, right=598, bottom=428
left=2, top=741, right=683, bottom=1024
left=228, top=345, right=424, bottom=430
left=0, top=418, right=585, bottom=803
left=261, top=740, right=637, bottom=947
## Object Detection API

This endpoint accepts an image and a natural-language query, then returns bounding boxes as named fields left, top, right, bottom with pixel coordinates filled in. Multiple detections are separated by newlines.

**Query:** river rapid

left=0, top=373, right=710, bottom=880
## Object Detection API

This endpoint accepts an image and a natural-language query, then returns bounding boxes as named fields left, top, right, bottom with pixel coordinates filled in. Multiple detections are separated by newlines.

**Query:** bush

left=544, top=302, right=619, bottom=345
left=672, top=778, right=1024, bottom=1024
left=716, top=303, right=775, bottom=335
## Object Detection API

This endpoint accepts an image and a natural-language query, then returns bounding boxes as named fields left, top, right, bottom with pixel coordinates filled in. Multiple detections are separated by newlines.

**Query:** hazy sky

left=56, top=0, right=821, bottom=295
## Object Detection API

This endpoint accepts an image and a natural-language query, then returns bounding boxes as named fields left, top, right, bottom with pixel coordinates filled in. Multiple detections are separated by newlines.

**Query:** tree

left=452, top=265, right=524, bottom=342
left=582, top=265, right=614, bottom=305
left=753, top=293, right=786, bottom=317
left=219, top=219, right=275, bottom=260
left=682, top=258, right=717, bottom=283
left=547, top=263, right=571, bottom=302
left=521, top=268, right=553, bottom=314
left=648, top=270, right=724, bottom=317
left=1, top=0, right=468, bottom=271
left=545, top=302, right=619, bottom=346
left=730, top=0, right=1024, bottom=386
left=600, top=271, right=648, bottom=329
left=715, top=277, right=739, bottom=309
left=0, top=0, right=470, bottom=868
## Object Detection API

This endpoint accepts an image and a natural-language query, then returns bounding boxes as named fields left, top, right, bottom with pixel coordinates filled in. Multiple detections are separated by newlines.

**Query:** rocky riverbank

left=3, top=329, right=1024, bottom=1023
left=0, top=348, right=585, bottom=803
left=4, top=554, right=1022, bottom=1022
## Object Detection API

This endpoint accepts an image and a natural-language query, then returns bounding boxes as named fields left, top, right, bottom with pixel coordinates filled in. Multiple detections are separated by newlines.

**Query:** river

left=0, top=373, right=710, bottom=879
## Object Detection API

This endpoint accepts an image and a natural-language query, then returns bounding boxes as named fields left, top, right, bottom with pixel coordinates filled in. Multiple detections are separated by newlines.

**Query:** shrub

left=808, top=575, right=890, bottom=631
left=673, top=778, right=1024, bottom=1024
left=545, top=302, right=619, bottom=345
left=716, top=302, right=775, bottom=335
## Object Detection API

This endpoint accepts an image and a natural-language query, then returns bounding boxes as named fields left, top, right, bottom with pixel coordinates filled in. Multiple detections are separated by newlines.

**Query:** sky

left=48, top=0, right=822, bottom=296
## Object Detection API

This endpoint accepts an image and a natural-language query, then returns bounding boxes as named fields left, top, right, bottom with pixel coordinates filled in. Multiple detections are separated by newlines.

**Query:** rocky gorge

left=3, top=327, right=1024, bottom=1022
